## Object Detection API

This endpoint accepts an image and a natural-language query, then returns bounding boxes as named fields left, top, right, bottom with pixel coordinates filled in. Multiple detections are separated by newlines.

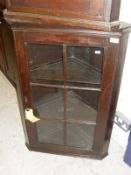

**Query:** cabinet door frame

left=13, top=29, right=120, bottom=158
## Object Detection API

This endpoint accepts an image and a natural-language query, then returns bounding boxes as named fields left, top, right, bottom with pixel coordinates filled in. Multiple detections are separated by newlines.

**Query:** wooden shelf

left=30, top=58, right=101, bottom=87
left=37, top=120, right=95, bottom=149
left=33, top=89, right=97, bottom=124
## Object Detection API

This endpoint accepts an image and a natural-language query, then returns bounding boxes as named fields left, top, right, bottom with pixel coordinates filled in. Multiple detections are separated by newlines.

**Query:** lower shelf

left=36, top=120, right=95, bottom=150
left=33, top=89, right=98, bottom=123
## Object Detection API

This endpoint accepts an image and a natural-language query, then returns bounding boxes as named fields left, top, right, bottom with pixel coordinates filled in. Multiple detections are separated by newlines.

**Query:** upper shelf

left=6, top=0, right=121, bottom=22
left=29, top=44, right=103, bottom=88
left=30, top=58, right=101, bottom=87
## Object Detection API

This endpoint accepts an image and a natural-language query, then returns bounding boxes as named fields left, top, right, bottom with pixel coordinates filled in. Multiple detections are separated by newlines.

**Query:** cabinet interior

left=25, top=43, right=104, bottom=150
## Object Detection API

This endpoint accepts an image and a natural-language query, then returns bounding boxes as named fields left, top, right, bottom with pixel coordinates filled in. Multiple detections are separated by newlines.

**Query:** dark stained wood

left=0, top=17, right=7, bottom=73
left=4, top=10, right=121, bottom=32
left=9, top=26, right=131, bottom=158
left=2, top=0, right=131, bottom=159
left=93, top=42, right=120, bottom=156
left=0, top=10, right=17, bottom=86
left=103, top=32, right=130, bottom=155
left=24, top=30, right=108, bottom=46
left=26, top=142, right=97, bottom=159
left=0, top=0, right=5, bottom=10
left=0, top=22, right=17, bottom=84
left=30, top=83, right=101, bottom=92
left=6, top=0, right=121, bottom=22
left=13, top=31, right=38, bottom=145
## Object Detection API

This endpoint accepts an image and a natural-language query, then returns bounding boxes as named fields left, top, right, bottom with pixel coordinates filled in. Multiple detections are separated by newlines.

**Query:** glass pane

left=67, top=46, right=103, bottom=86
left=27, top=44, right=64, bottom=85
left=67, top=123, right=95, bottom=149
left=66, top=89, right=99, bottom=123
left=36, top=121, right=64, bottom=145
left=31, top=86, right=64, bottom=119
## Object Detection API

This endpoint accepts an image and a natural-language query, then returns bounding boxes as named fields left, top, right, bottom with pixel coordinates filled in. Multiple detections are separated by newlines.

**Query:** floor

left=0, top=71, right=131, bottom=175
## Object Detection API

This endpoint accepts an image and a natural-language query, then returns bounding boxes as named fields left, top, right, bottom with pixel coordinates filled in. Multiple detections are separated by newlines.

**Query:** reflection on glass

left=31, top=87, right=64, bottom=119
left=66, top=89, right=99, bottom=123
left=27, top=44, right=103, bottom=86
left=31, top=87, right=99, bottom=123
left=67, top=46, right=103, bottom=86
left=28, top=44, right=103, bottom=149
left=37, top=121, right=64, bottom=145
left=28, top=44, right=64, bottom=85
left=67, top=123, right=95, bottom=149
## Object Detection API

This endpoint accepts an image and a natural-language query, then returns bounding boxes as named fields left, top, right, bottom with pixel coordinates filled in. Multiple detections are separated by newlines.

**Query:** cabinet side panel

left=104, top=33, right=129, bottom=153
left=93, top=42, right=120, bottom=157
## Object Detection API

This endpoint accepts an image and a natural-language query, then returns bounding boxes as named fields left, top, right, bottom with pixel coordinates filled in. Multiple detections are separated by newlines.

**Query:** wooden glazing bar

left=30, top=83, right=101, bottom=91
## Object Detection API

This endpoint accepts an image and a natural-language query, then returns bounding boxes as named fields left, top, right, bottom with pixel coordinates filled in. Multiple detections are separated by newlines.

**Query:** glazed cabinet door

left=14, top=30, right=119, bottom=158
left=28, top=44, right=102, bottom=150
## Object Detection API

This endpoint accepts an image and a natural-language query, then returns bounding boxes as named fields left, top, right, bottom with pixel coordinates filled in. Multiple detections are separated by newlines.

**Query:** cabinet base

left=25, top=143, right=108, bottom=160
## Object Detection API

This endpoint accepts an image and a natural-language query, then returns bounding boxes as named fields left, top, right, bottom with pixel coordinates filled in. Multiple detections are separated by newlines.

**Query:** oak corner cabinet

left=3, top=0, right=131, bottom=159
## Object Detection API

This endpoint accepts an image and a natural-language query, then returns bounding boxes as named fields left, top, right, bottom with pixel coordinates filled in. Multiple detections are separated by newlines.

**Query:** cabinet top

left=4, top=9, right=131, bottom=34
left=6, top=0, right=121, bottom=23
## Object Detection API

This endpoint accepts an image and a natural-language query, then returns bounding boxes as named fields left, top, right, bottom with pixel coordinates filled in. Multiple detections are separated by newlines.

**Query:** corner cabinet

left=7, top=27, right=129, bottom=159
left=3, top=0, right=131, bottom=159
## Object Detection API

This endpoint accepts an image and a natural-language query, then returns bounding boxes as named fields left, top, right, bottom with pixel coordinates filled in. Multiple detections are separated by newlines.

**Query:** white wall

left=117, top=0, right=131, bottom=119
